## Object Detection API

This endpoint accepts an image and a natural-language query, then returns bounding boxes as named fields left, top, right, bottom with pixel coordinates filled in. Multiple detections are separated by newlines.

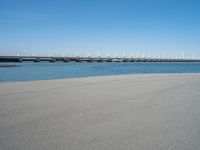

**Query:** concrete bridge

left=0, top=56, right=200, bottom=63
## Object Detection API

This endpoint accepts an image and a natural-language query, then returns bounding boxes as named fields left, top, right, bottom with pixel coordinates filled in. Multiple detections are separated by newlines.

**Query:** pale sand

left=0, top=74, right=200, bottom=150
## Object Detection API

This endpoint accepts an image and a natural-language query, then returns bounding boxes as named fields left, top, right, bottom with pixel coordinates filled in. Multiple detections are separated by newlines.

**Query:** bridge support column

left=63, top=57, right=69, bottom=62
left=34, top=58, right=40, bottom=62
left=49, top=58, right=56, bottom=63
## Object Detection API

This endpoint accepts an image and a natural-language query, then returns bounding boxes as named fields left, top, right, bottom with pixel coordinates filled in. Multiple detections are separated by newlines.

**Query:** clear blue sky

left=0, top=0, right=200, bottom=57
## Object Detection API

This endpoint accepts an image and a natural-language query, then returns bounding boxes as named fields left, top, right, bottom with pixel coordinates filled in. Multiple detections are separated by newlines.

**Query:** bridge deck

left=0, top=56, right=200, bottom=62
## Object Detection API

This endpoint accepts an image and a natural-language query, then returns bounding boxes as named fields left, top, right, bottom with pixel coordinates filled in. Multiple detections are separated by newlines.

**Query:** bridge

left=0, top=55, right=200, bottom=63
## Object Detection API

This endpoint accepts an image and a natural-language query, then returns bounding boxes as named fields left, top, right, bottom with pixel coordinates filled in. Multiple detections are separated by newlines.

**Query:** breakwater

left=0, top=56, right=200, bottom=63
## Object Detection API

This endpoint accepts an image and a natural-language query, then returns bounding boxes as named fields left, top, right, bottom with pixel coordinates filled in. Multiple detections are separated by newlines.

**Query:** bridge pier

left=75, top=58, right=81, bottom=62
left=49, top=58, right=56, bottom=63
left=86, top=59, right=93, bottom=62
left=33, top=58, right=40, bottom=62
left=122, top=59, right=128, bottom=62
left=18, top=58, right=23, bottom=62
left=105, top=59, right=112, bottom=62
left=96, top=59, right=103, bottom=62
left=63, top=57, right=69, bottom=62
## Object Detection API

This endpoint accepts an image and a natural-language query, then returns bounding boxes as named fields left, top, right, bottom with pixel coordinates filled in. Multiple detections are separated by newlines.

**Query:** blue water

left=0, top=62, right=200, bottom=82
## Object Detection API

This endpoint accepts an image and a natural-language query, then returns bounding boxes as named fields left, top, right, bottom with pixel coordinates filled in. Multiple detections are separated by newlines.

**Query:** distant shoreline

left=0, top=64, right=20, bottom=68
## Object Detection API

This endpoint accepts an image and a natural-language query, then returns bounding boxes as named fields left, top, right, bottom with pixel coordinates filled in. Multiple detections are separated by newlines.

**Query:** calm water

left=0, top=62, right=200, bottom=82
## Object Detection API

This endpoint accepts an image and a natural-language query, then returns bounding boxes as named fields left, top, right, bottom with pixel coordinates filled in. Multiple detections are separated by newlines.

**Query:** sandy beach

left=0, top=73, right=200, bottom=150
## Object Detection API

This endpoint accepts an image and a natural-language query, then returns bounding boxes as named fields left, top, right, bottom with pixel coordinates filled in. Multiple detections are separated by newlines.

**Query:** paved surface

left=0, top=74, right=200, bottom=150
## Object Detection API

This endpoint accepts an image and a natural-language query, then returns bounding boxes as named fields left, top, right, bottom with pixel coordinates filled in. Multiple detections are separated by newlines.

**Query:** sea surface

left=0, top=62, right=200, bottom=82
